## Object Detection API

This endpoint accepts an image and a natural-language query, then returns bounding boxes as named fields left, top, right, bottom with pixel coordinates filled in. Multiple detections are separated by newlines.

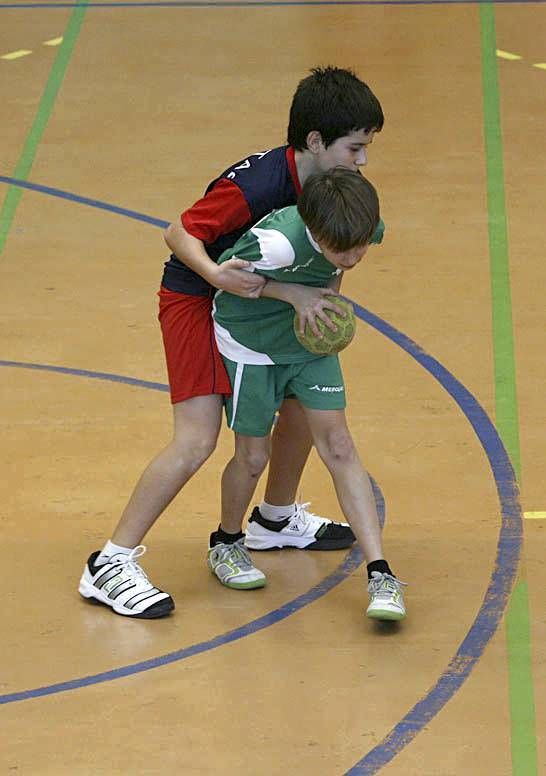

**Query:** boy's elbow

left=163, top=222, right=177, bottom=249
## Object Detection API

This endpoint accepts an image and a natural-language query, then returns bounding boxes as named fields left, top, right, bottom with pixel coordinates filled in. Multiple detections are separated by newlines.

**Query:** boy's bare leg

left=111, top=394, right=223, bottom=547
left=244, top=400, right=356, bottom=552
left=208, top=433, right=269, bottom=590
left=221, top=434, right=271, bottom=533
left=301, top=407, right=383, bottom=562
left=79, top=396, right=223, bottom=617
left=264, top=398, right=313, bottom=506
left=301, top=407, right=407, bottom=621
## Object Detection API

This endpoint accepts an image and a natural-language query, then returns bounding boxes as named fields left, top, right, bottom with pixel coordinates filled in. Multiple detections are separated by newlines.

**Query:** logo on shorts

left=309, top=384, right=344, bottom=393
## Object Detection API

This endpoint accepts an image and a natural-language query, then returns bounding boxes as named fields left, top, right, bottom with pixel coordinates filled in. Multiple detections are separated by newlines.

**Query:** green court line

left=0, top=1, right=89, bottom=258
left=506, top=580, right=537, bottom=775
left=480, top=4, right=521, bottom=481
left=479, top=5, right=537, bottom=775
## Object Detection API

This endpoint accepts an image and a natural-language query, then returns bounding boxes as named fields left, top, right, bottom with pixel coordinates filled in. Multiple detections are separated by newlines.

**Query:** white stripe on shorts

left=229, top=362, right=245, bottom=429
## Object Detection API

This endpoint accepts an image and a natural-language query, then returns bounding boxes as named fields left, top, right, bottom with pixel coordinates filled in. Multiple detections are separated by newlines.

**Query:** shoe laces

left=368, top=572, right=407, bottom=596
left=293, top=500, right=342, bottom=529
left=222, top=538, right=254, bottom=570
left=112, top=545, right=150, bottom=581
left=292, top=501, right=314, bottom=528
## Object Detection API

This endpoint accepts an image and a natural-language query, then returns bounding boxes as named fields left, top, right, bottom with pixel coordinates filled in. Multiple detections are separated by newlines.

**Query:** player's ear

left=306, top=130, right=324, bottom=154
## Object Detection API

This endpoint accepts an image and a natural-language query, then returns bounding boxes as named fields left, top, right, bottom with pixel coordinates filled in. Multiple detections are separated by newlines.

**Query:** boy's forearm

left=261, top=278, right=343, bottom=306
left=163, top=223, right=217, bottom=284
left=259, top=279, right=298, bottom=304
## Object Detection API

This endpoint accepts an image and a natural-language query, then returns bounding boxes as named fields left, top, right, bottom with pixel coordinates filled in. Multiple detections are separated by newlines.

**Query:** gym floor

left=1, top=1, right=544, bottom=774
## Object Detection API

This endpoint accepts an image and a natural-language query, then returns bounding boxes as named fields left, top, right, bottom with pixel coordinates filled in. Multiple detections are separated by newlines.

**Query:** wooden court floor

left=1, top=1, right=544, bottom=774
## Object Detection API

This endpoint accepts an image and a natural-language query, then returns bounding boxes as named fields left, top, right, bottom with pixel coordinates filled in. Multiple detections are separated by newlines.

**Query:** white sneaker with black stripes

left=78, top=545, right=174, bottom=618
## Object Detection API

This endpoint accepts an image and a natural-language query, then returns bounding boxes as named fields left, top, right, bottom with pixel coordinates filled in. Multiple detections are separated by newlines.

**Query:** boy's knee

left=175, top=433, right=218, bottom=473
left=194, top=436, right=218, bottom=465
left=317, top=429, right=355, bottom=464
left=236, top=446, right=270, bottom=478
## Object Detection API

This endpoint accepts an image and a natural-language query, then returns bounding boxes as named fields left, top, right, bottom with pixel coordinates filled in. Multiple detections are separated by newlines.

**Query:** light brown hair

left=297, top=167, right=380, bottom=252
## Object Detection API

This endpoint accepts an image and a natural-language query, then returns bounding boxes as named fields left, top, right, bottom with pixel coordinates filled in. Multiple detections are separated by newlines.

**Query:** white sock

left=259, top=501, right=296, bottom=522
left=96, top=540, right=134, bottom=565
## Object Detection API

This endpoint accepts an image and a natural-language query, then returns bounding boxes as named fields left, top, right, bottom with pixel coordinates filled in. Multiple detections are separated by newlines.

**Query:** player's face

left=317, top=129, right=376, bottom=172
left=319, top=242, right=369, bottom=270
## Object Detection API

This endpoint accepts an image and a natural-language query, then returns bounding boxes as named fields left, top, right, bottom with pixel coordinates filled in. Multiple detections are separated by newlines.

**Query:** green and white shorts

left=222, top=355, right=346, bottom=437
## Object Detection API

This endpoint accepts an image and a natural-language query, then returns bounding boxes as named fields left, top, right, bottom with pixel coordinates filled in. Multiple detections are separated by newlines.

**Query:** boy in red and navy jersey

left=79, top=67, right=384, bottom=618
left=162, top=146, right=301, bottom=295
left=158, top=146, right=304, bottom=405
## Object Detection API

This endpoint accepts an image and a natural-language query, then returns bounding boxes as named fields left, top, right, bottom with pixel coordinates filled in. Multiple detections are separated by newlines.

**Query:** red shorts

left=158, top=287, right=232, bottom=404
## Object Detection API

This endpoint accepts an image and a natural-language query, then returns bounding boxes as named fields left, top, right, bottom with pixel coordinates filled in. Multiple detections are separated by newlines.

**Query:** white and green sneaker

left=366, top=572, right=407, bottom=621
left=207, top=537, right=266, bottom=590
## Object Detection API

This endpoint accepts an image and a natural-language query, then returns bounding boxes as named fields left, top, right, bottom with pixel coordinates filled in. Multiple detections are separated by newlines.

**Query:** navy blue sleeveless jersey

left=161, top=145, right=301, bottom=296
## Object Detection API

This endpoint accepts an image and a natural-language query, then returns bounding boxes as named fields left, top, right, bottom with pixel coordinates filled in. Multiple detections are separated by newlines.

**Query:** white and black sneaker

left=78, top=546, right=174, bottom=618
left=244, top=502, right=356, bottom=551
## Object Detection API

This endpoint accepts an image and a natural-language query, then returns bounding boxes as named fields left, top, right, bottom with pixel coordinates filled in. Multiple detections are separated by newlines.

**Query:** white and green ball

left=294, top=296, right=356, bottom=355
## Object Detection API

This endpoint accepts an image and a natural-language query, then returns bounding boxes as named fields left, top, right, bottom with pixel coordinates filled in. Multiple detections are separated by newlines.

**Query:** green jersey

left=213, top=206, right=382, bottom=365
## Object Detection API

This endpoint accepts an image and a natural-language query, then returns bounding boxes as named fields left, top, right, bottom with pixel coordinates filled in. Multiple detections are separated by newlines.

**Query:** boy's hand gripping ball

left=293, top=296, right=356, bottom=355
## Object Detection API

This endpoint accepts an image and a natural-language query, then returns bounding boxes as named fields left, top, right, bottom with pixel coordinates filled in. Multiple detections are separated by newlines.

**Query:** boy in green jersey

left=211, top=167, right=406, bottom=621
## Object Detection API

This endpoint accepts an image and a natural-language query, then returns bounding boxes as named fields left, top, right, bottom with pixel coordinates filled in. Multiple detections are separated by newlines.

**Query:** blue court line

left=0, top=178, right=522, bottom=772
left=0, top=527, right=368, bottom=704
left=0, top=321, right=521, bottom=773
left=0, top=177, right=169, bottom=230
left=0, top=0, right=545, bottom=8
left=0, top=358, right=378, bottom=704
left=344, top=304, right=522, bottom=774
left=0, top=360, right=169, bottom=392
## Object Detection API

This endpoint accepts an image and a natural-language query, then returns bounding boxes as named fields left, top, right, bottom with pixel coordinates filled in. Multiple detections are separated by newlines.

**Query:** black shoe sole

left=305, top=537, right=357, bottom=550
left=249, top=536, right=357, bottom=552
left=80, top=595, right=175, bottom=619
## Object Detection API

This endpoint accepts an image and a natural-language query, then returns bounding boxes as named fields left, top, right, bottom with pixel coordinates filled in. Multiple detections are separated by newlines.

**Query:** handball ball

left=294, top=296, right=356, bottom=355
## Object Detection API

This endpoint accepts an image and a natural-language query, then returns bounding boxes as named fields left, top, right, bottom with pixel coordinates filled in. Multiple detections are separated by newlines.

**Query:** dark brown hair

left=287, top=66, right=384, bottom=150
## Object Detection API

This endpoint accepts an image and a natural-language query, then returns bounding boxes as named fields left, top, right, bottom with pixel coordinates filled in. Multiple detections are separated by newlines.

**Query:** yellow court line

left=43, top=37, right=63, bottom=47
left=496, top=49, right=522, bottom=60
left=496, top=48, right=546, bottom=73
left=1, top=50, right=32, bottom=61
left=523, top=511, right=546, bottom=519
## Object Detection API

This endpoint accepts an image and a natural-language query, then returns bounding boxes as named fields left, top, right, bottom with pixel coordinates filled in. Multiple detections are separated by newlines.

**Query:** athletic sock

left=259, top=501, right=296, bottom=522
left=96, top=540, right=134, bottom=565
left=367, top=559, right=394, bottom=580
left=210, top=526, right=245, bottom=546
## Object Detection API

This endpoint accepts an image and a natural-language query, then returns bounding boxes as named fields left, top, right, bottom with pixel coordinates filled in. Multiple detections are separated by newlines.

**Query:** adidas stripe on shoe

left=244, top=502, right=356, bottom=551
left=78, top=545, right=174, bottom=618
